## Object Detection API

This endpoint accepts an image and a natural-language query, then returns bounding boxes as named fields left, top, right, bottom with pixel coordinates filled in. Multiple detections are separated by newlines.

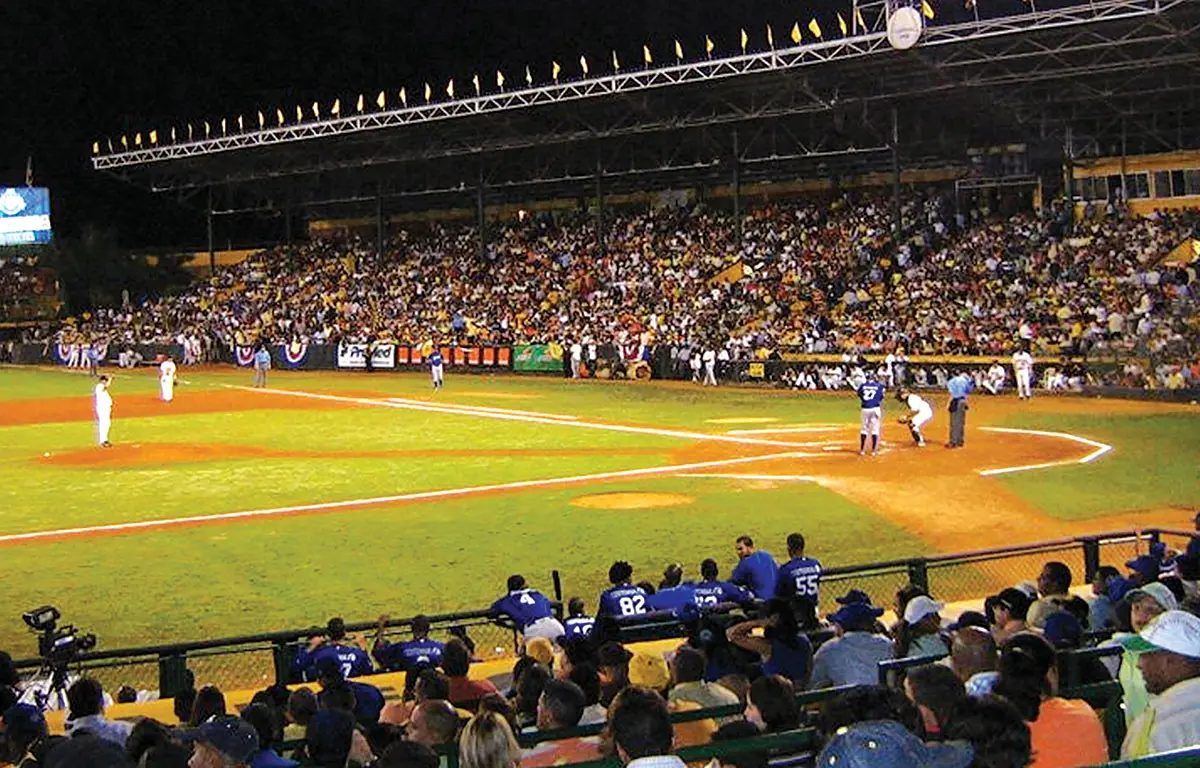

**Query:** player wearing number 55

left=775, top=533, right=823, bottom=605
left=292, top=617, right=373, bottom=682
left=598, top=561, right=650, bottom=618
left=488, top=574, right=565, bottom=642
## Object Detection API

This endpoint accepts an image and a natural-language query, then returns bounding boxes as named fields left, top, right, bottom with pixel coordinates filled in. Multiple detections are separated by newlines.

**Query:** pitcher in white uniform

left=159, top=356, right=177, bottom=402
left=896, top=389, right=933, bottom=447
left=94, top=375, right=113, bottom=447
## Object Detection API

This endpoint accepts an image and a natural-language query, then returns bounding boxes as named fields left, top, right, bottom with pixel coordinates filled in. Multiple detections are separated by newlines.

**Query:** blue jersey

left=856, top=382, right=885, bottom=408
left=373, top=637, right=444, bottom=672
left=646, top=584, right=699, bottom=617
left=598, top=584, right=650, bottom=618
left=429, top=352, right=444, bottom=367
left=563, top=616, right=596, bottom=639
left=731, top=551, right=778, bottom=600
left=776, top=557, right=823, bottom=601
left=346, top=680, right=386, bottom=724
left=294, top=643, right=373, bottom=681
left=692, top=580, right=752, bottom=609
left=254, top=349, right=271, bottom=366
left=489, top=589, right=554, bottom=630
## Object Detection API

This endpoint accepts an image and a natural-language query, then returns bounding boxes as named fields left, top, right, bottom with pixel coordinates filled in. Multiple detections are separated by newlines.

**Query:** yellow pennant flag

left=791, top=22, right=801, bottom=44
left=107, top=138, right=114, bottom=153
left=447, top=79, right=455, bottom=98
left=120, top=135, right=128, bottom=149
left=612, top=50, right=620, bottom=71
left=376, top=90, right=385, bottom=109
left=424, top=82, right=432, bottom=102
left=922, top=0, right=935, bottom=19
left=204, top=121, right=211, bottom=137
left=525, top=65, right=533, bottom=85
left=171, top=126, right=177, bottom=142
left=838, top=12, right=848, bottom=35
left=472, top=73, right=480, bottom=94
left=497, top=70, right=505, bottom=88
left=276, top=108, right=284, bottom=126
left=331, top=98, right=340, bottom=116
left=674, top=40, right=683, bottom=60
left=221, top=118, right=228, bottom=134
left=740, top=28, right=748, bottom=52
left=767, top=24, right=775, bottom=48
left=399, top=87, right=407, bottom=106
left=356, top=94, right=364, bottom=113
left=257, top=110, right=265, bottom=128
left=135, top=132, right=142, bottom=146
left=580, top=55, right=588, bottom=75
left=705, top=36, right=714, bottom=56
left=92, top=141, right=100, bottom=155
left=311, top=101, right=319, bottom=118
left=855, top=6, right=866, bottom=31
left=643, top=44, right=652, bottom=65
left=149, top=130, right=157, bottom=144
left=809, top=18, right=822, bottom=37
left=295, top=105, right=302, bottom=122
left=552, top=61, right=561, bottom=80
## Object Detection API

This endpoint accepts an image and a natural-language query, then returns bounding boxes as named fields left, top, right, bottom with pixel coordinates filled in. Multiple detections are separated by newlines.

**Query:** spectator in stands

left=513, top=663, right=551, bottom=729
left=173, top=688, right=197, bottom=726
left=895, top=596, right=949, bottom=659
left=1109, top=581, right=1179, bottom=728
left=240, top=703, right=298, bottom=768
left=141, top=741, right=191, bottom=768
left=304, top=709, right=359, bottom=768
left=599, top=562, right=650, bottom=619
left=1, top=704, right=53, bottom=768
left=372, top=615, right=444, bottom=688
left=1028, top=562, right=1074, bottom=629
left=317, top=662, right=384, bottom=727
left=522, top=679, right=599, bottom=767
left=818, top=686, right=923, bottom=742
left=816, top=719, right=973, bottom=768
left=809, top=595, right=893, bottom=689
left=283, top=688, right=316, bottom=744
left=180, top=716, right=259, bottom=768
left=744, top=675, right=799, bottom=734
left=442, top=639, right=498, bottom=710
left=992, top=633, right=1107, bottom=768
left=1042, top=612, right=1111, bottom=686
left=986, top=588, right=1032, bottom=645
left=903, top=665, right=966, bottom=740
left=1121, top=610, right=1200, bottom=759
left=44, top=735, right=133, bottom=768
left=731, top=536, right=778, bottom=600
left=476, top=694, right=519, bottom=738
left=188, top=686, right=227, bottom=726
left=1088, top=565, right=1122, bottom=631
left=667, top=647, right=740, bottom=718
left=596, top=642, right=633, bottom=708
left=115, top=687, right=137, bottom=705
left=458, top=711, right=520, bottom=768
left=294, top=618, right=372, bottom=682
left=64, top=678, right=132, bottom=747
left=489, top=575, right=565, bottom=642
left=562, top=599, right=596, bottom=640
left=125, top=718, right=174, bottom=765
left=949, top=626, right=1000, bottom=698
left=379, top=741, right=439, bottom=768
left=726, top=599, right=813, bottom=686
left=405, top=701, right=460, bottom=751
left=607, top=687, right=683, bottom=768
left=940, top=696, right=1032, bottom=768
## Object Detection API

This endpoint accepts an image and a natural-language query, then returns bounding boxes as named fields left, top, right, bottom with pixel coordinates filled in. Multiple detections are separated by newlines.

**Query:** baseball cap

left=1126, top=555, right=1160, bottom=582
left=1106, top=575, right=1134, bottom=604
left=1122, top=610, right=1200, bottom=659
left=947, top=611, right=989, bottom=633
left=816, top=720, right=974, bottom=768
left=627, top=652, right=670, bottom=691
left=524, top=637, right=554, bottom=666
left=835, top=589, right=874, bottom=606
left=1014, top=582, right=1039, bottom=600
left=1125, top=582, right=1179, bottom=612
left=1042, top=612, right=1083, bottom=649
left=1, top=704, right=46, bottom=739
left=992, top=588, right=1033, bottom=616
left=828, top=602, right=885, bottom=628
left=178, top=716, right=259, bottom=763
left=903, top=596, right=945, bottom=625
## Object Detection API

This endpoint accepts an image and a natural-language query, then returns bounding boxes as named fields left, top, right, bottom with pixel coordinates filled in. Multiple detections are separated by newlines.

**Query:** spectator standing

left=1028, top=563, right=1075, bottom=629
left=731, top=536, right=778, bottom=601
left=488, top=575, right=565, bottom=642
left=1120, top=610, right=1200, bottom=759
left=945, top=370, right=974, bottom=448
left=809, top=595, right=894, bottom=689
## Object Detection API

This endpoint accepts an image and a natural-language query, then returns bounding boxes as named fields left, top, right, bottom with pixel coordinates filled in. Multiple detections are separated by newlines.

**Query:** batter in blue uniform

left=855, top=376, right=886, bottom=456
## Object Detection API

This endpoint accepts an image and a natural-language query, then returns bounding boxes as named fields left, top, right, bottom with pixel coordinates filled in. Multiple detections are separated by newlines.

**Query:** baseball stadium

left=2, top=1, right=1200, bottom=767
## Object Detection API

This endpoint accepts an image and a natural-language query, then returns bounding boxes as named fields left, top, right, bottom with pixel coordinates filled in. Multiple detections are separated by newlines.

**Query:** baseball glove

left=896, top=417, right=910, bottom=425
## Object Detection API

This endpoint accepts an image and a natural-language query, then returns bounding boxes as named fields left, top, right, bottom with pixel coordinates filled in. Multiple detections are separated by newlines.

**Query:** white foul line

left=976, top=426, right=1114, bottom=477
left=230, top=385, right=810, bottom=449
left=0, top=450, right=807, bottom=545
left=384, top=397, right=579, bottom=421
left=677, top=473, right=821, bottom=482
left=725, top=426, right=843, bottom=435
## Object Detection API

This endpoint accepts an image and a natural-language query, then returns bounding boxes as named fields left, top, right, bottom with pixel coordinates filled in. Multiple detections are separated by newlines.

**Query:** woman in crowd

left=459, top=710, right=521, bottom=768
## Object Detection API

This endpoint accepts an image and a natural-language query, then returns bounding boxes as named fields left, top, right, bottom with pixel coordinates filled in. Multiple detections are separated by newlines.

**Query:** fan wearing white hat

left=897, top=596, right=949, bottom=659
left=1120, top=610, right=1200, bottom=759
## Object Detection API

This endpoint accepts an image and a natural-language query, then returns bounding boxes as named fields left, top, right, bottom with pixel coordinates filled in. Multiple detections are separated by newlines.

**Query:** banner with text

left=336, top=342, right=396, bottom=369
left=513, top=343, right=563, bottom=372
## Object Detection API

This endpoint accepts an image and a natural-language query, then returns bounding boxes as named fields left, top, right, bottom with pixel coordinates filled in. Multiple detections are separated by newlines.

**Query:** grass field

left=0, top=365, right=1197, bottom=660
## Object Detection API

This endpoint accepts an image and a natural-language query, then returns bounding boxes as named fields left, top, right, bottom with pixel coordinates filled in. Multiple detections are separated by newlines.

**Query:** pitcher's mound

left=570, top=492, right=694, bottom=510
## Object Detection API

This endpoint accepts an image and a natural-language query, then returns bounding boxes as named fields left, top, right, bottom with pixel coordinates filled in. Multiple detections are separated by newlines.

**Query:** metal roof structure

left=92, top=0, right=1200, bottom=219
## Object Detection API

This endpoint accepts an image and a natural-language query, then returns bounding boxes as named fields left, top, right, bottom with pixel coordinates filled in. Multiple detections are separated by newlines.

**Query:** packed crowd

left=0, top=256, right=59, bottom=321
left=3, top=523, right=1200, bottom=768
left=22, top=191, right=1200, bottom=380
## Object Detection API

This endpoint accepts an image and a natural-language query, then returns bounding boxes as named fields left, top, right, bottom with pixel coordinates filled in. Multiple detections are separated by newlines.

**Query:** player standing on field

left=94, top=375, right=113, bottom=448
left=159, top=356, right=177, bottom=402
left=855, top=375, right=885, bottom=456
left=429, top=348, right=444, bottom=389
left=895, top=389, right=933, bottom=447
left=1012, top=347, right=1035, bottom=400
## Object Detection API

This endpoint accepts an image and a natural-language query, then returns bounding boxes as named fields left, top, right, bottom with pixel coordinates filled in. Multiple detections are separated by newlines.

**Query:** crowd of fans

left=0, top=255, right=59, bottom=322
left=17, top=190, right=1200, bottom=387
left=2, top=520, right=1199, bottom=768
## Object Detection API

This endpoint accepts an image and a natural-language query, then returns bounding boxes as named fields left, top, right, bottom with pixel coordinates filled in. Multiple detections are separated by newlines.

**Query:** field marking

left=0, top=450, right=806, bottom=546
left=229, top=386, right=812, bottom=449
left=725, top=426, right=843, bottom=435
left=384, top=397, right=579, bottom=421
left=976, top=427, right=1114, bottom=476
left=677, top=473, right=820, bottom=482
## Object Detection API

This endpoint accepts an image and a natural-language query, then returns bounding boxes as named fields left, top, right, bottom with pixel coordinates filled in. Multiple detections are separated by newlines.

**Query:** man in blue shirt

left=692, top=558, right=753, bottom=610
left=253, top=344, right=271, bottom=388
left=372, top=614, right=444, bottom=676
left=562, top=597, right=596, bottom=639
left=293, top=617, right=373, bottom=682
left=855, top=376, right=886, bottom=456
left=429, top=349, right=445, bottom=390
left=776, top=532, right=823, bottom=605
left=598, top=561, right=649, bottom=618
left=489, top=574, right=564, bottom=641
left=945, top=370, right=975, bottom=448
left=731, top=535, right=778, bottom=600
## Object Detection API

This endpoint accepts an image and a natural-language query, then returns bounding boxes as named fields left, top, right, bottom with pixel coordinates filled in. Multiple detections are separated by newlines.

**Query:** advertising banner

left=513, top=344, right=563, bottom=372
left=336, top=342, right=396, bottom=369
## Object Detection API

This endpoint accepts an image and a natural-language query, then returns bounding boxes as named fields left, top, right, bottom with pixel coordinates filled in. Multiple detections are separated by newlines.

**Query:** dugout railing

left=9, top=528, right=1195, bottom=695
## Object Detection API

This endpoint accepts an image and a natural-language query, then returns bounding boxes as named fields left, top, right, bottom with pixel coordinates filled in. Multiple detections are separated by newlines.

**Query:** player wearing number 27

left=855, top=376, right=886, bottom=456
left=293, top=617, right=373, bottom=682
left=489, top=574, right=566, bottom=641
left=776, top=533, right=823, bottom=605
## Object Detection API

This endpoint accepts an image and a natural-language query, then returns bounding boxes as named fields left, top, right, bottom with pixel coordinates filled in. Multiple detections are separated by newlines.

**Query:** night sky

left=4, top=0, right=1024, bottom=247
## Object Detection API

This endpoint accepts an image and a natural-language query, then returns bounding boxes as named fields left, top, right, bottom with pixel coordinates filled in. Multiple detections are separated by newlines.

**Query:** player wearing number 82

left=598, top=561, right=650, bottom=618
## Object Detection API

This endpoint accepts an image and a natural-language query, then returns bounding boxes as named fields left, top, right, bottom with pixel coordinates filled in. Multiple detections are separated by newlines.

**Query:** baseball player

left=1012, top=347, right=1035, bottom=400
left=702, top=348, right=717, bottom=386
left=983, top=361, right=1007, bottom=395
left=895, top=389, right=933, bottom=447
left=159, top=356, right=177, bottom=402
left=94, top=375, right=113, bottom=448
left=854, top=375, right=886, bottom=456
left=429, top=347, right=444, bottom=390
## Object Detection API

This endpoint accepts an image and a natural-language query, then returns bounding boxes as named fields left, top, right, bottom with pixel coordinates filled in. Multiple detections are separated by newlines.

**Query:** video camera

left=22, top=605, right=97, bottom=663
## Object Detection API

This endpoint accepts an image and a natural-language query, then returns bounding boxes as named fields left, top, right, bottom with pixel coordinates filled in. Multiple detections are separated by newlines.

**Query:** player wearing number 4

left=489, top=574, right=565, bottom=641
left=776, top=533, right=823, bottom=605
left=292, top=617, right=373, bottom=682
left=855, top=375, right=885, bottom=456
left=895, top=389, right=933, bottom=447
left=599, top=561, right=650, bottom=618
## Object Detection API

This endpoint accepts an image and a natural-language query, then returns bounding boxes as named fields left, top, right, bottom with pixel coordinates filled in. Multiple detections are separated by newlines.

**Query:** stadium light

left=356, top=94, right=364, bottom=113
left=472, top=74, right=480, bottom=96
left=424, top=83, right=432, bottom=103
left=611, top=51, right=620, bottom=72
left=295, top=105, right=303, bottom=122
left=237, top=115, right=244, bottom=131
left=149, top=130, right=157, bottom=145
left=810, top=18, right=823, bottom=38
left=524, top=66, right=532, bottom=86
left=257, top=110, right=264, bottom=129
left=400, top=88, right=407, bottom=107
left=839, top=12, right=848, bottom=35
left=705, top=36, right=714, bottom=58
left=376, top=90, right=385, bottom=109
left=331, top=98, right=340, bottom=117
left=312, top=101, right=320, bottom=119
left=170, top=126, right=177, bottom=143
left=767, top=24, right=775, bottom=49
left=643, top=44, right=652, bottom=67
left=92, top=141, right=99, bottom=156
left=276, top=108, right=284, bottom=126
left=552, top=61, right=561, bottom=82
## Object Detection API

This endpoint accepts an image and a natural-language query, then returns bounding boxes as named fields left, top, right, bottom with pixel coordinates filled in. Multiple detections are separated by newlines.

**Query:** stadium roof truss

left=93, top=0, right=1200, bottom=216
